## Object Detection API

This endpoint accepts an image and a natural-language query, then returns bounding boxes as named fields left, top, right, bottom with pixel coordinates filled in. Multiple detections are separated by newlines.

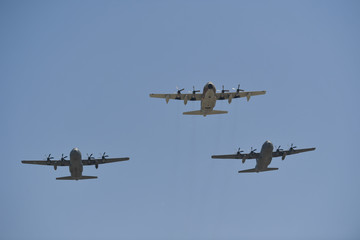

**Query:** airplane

left=21, top=148, right=129, bottom=180
left=149, top=82, right=266, bottom=116
left=211, top=141, right=315, bottom=173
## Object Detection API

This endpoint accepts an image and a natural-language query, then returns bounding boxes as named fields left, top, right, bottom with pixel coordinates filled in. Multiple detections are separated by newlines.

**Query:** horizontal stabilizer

left=183, top=110, right=228, bottom=116
left=238, top=167, right=279, bottom=173
left=56, top=176, right=98, bottom=180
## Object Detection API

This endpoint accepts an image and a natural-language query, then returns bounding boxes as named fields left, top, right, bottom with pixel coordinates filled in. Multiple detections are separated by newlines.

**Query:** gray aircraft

left=212, top=141, right=315, bottom=173
left=22, top=148, right=129, bottom=180
left=150, top=82, right=266, bottom=116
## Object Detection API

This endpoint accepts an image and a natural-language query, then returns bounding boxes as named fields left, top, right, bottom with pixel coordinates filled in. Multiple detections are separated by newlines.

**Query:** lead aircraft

left=22, top=148, right=129, bottom=180
left=212, top=141, right=315, bottom=173
left=150, top=82, right=266, bottom=116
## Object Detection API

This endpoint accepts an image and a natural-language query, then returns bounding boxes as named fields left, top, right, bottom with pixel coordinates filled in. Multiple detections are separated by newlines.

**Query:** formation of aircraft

left=22, top=148, right=129, bottom=180
left=22, top=82, right=316, bottom=178
left=150, top=82, right=266, bottom=116
left=212, top=141, right=316, bottom=173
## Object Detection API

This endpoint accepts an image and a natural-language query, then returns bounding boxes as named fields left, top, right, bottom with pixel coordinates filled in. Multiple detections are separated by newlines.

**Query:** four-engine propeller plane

left=150, top=82, right=266, bottom=116
left=22, top=148, right=129, bottom=180
left=22, top=83, right=316, bottom=179
left=212, top=141, right=315, bottom=173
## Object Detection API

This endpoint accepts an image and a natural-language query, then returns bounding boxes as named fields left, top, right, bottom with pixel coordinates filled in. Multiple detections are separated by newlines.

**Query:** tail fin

left=183, top=110, right=228, bottom=116
left=238, top=168, right=279, bottom=173
left=56, top=176, right=98, bottom=180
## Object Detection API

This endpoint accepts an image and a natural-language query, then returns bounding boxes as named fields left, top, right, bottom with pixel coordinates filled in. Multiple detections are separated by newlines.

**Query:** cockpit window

left=208, top=84, right=214, bottom=89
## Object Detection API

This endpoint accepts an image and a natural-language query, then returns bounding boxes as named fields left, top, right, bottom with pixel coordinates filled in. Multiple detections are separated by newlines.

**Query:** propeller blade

left=176, top=86, right=184, bottom=94
left=237, top=147, right=244, bottom=154
left=234, top=84, right=244, bottom=92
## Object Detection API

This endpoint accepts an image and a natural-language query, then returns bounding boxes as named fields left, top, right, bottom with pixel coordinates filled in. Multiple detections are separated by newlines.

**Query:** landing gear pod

left=166, top=95, right=170, bottom=104
left=54, top=165, right=57, bottom=170
left=282, top=153, right=286, bottom=160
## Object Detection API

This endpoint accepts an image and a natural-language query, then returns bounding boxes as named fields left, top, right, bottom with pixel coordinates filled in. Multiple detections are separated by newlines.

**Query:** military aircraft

left=22, top=148, right=129, bottom=180
left=212, top=141, right=315, bottom=173
left=149, top=82, right=266, bottom=116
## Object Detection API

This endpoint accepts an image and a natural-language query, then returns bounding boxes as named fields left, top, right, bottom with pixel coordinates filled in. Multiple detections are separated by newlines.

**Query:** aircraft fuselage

left=255, top=141, right=274, bottom=172
left=69, top=148, right=84, bottom=179
left=200, top=82, right=217, bottom=114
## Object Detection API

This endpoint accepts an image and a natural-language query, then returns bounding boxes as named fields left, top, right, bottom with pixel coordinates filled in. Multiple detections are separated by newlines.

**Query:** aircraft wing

left=21, top=160, right=70, bottom=166
left=216, top=90, right=266, bottom=102
left=82, top=157, right=130, bottom=165
left=149, top=93, right=202, bottom=102
left=211, top=152, right=259, bottom=160
left=272, top=147, right=316, bottom=158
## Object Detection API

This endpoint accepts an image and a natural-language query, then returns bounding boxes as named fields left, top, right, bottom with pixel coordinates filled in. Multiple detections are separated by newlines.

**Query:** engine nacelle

left=228, top=95, right=233, bottom=104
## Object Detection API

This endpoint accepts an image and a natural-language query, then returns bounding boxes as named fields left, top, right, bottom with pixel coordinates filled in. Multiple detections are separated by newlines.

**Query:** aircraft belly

left=257, top=142, right=274, bottom=169
left=201, top=92, right=216, bottom=111
left=257, top=152, right=273, bottom=170
left=70, top=157, right=83, bottom=178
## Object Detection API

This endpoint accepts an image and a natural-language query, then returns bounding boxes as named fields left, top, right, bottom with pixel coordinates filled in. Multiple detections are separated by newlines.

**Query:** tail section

left=208, top=110, right=228, bottom=115
left=56, top=176, right=98, bottom=180
left=183, top=110, right=228, bottom=116
left=238, top=167, right=279, bottom=173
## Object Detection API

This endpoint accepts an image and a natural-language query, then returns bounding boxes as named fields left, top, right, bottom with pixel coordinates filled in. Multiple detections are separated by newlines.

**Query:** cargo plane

left=150, top=82, right=266, bottom=116
left=212, top=141, right=315, bottom=173
left=22, top=148, right=129, bottom=180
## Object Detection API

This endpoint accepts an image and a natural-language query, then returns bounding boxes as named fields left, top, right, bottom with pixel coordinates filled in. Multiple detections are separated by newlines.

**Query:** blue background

left=1, top=1, right=359, bottom=239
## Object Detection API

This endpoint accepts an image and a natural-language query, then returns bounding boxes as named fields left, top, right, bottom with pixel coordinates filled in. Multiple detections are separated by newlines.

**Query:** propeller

left=276, top=146, right=283, bottom=152
left=191, top=86, right=200, bottom=94
left=87, top=153, right=94, bottom=160
left=221, top=85, right=229, bottom=93
left=217, top=85, right=230, bottom=94
left=101, top=152, right=109, bottom=160
left=236, top=147, right=244, bottom=155
left=289, top=143, right=297, bottom=151
left=232, top=84, right=244, bottom=93
left=60, top=154, right=67, bottom=161
left=45, top=154, right=54, bottom=163
left=176, top=86, right=184, bottom=94
left=250, top=147, right=257, bottom=154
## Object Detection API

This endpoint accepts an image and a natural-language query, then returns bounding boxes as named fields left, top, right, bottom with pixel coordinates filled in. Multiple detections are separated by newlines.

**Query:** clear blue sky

left=1, top=1, right=359, bottom=239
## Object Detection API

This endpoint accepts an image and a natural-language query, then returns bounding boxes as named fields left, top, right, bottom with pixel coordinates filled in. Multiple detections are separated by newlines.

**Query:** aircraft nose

left=265, top=141, right=273, bottom=147
left=207, top=83, right=214, bottom=89
left=70, top=148, right=80, bottom=156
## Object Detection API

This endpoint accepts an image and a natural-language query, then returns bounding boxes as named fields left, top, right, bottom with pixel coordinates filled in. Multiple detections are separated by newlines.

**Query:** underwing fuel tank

left=228, top=94, right=233, bottom=104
